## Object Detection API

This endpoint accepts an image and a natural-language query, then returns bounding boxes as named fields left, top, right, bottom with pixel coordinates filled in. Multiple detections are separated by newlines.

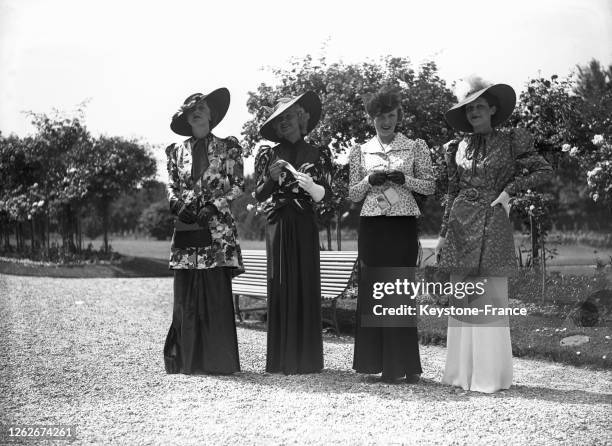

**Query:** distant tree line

left=0, top=107, right=157, bottom=259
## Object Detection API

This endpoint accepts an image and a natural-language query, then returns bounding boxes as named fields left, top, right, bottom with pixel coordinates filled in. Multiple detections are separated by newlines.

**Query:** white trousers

left=442, top=276, right=513, bottom=393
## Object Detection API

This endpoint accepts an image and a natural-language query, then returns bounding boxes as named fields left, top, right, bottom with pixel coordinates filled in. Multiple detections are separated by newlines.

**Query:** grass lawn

left=91, top=236, right=612, bottom=269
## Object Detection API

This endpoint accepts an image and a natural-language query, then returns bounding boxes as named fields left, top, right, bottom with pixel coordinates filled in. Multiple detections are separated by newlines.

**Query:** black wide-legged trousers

left=353, top=216, right=423, bottom=379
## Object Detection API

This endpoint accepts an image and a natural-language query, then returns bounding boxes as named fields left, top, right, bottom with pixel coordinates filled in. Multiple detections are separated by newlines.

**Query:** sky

left=1, top=0, right=611, bottom=179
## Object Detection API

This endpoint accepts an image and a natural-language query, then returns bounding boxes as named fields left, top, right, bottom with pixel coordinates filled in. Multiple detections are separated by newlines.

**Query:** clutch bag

left=173, top=219, right=212, bottom=248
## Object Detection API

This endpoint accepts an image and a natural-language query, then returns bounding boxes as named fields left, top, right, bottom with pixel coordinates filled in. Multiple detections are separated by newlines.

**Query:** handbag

left=172, top=219, right=212, bottom=249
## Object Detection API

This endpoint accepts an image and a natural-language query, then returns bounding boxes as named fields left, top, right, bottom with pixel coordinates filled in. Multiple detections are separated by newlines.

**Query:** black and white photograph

left=1, top=0, right=610, bottom=444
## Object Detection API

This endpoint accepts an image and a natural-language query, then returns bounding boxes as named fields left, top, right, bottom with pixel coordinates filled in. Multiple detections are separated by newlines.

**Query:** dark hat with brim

left=445, top=84, right=516, bottom=133
left=259, top=91, right=322, bottom=143
left=170, top=88, right=230, bottom=136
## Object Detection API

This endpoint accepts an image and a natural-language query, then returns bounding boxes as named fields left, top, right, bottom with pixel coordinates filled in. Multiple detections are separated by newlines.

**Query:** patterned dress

left=439, top=127, right=552, bottom=393
left=163, top=134, right=245, bottom=375
left=438, top=128, right=553, bottom=276
left=254, top=139, right=333, bottom=374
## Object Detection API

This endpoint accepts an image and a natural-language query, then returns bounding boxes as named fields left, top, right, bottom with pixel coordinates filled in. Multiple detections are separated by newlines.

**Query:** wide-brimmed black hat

left=445, top=84, right=516, bottom=132
left=259, top=91, right=322, bottom=143
left=170, top=87, right=230, bottom=136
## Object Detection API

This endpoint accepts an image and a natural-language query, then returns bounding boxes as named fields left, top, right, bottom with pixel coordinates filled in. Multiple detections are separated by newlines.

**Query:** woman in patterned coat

left=163, top=88, right=244, bottom=375
left=254, top=91, right=332, bottom=374
left=349, top=87, right=435, bottom=384
left=436, top=80, right=552, bottom=392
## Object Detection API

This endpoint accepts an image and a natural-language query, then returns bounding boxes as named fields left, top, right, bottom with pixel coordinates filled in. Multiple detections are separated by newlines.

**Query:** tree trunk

left=63, top=204, right=76, bottom=254
left=540, top=223, right=546, bottom=301
left=103, top=201, right=110, bottom=253
left=44, top=205, right=50, bottom=259
left=336, top=211, right=342, bottom=251
left=17, top=221, right=23, bottom=251
left=76, top=212, right=82, bottom=253
left=30, top=218, right=35, bottom=252
left=326, top=222, right=332, bottom=251
left=39, top=216, right=46, bottom=254
left=530, top=215, right=540, bottom=267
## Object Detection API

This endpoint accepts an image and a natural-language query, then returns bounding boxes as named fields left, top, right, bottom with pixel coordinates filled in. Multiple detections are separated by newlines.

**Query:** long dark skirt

left=265, top=206, right=323, bottom=374
left=353, top=216, right=423, bottom=379
left=164, top=267, right=240, bottom=375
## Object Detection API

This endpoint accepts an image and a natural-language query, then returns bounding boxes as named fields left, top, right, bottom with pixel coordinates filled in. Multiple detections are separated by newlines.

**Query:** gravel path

left=1, top=274, right=610, bottom=445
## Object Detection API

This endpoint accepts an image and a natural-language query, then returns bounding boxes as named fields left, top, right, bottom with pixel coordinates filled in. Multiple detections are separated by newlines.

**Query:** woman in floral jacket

left=437, top=80, right=552, bottom=392
left=163, top=88, right=244, bottom=375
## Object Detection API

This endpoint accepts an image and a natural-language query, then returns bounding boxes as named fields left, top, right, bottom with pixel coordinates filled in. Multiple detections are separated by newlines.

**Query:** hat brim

left=445, top=84, right=516, bottom=133
left=170, top=88, right=230, bottom=136
left=260, top=91, right=322, bottom=143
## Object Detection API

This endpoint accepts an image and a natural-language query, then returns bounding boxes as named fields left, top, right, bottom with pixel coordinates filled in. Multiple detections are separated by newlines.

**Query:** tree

left=243, top=55, right=455, bottom=156
left=139, top=200, right=174, bottom=240
left=575, top=59, right=612, bottom=103
left=81, top=136, right=157, bottom=252
left=573, top=60, right=612, bottom=206
left=0, top=134, right=42, bottom=251
left=506, top=60, right=612, bottom=277
left=110, top=180, right=167, bottom=235
left=1, top=106, right=159, bottom=260
left=11, top=109, right=92, bottom=255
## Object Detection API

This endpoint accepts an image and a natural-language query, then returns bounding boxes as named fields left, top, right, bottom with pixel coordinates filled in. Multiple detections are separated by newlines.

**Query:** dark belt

left=266, top=197, right=313, bottom=222
left=458, top=188, right=497, bottom=203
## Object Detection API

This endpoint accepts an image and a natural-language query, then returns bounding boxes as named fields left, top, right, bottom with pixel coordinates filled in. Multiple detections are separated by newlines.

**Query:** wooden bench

left=232, top=249, right=359, bottom=335
left=232, top=240, right=435, bottom=335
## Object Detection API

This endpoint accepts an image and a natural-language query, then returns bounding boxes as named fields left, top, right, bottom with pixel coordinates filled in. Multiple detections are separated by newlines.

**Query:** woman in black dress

left=254, top=91, right=332, bottom=374
left=163, top=88, right=244, bottom=375
left=349, top=88, right=435, bottom=383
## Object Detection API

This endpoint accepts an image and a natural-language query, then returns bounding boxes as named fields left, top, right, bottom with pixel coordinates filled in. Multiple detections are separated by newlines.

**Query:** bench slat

left=234, top=249, right=358, bottom=335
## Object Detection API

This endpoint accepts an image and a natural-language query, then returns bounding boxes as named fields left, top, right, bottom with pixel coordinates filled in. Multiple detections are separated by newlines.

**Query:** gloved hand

left=368, top=171, right=387, bottom=186
left=269, top=160, right=286, bottom=181
left=386, top=170, right=406, bottom=185
left=177, top=201, right=197, bottom=224
left=196, top=204, right=219, bottom=227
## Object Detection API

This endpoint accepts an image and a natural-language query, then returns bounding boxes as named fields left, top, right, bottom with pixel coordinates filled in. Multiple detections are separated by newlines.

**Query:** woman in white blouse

left=349, top=87, right=435, bottom=384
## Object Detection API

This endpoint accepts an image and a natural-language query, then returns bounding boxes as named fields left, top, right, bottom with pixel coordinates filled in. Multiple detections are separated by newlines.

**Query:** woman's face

left=373, top=108, right=399, bottom=140
left=186, top=101, right=212, bottom=133
left=272, top=105, right=303, bottom=142
left=465, top=97, right=496, bottom=131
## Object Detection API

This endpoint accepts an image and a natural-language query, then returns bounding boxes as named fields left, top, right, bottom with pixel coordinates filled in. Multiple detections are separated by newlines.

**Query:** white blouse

left=348, top=133, right=435, bottom=216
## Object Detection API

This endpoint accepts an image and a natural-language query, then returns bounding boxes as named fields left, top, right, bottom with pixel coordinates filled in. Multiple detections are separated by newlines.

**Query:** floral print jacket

left=165, top=134, right=244, bottom=273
